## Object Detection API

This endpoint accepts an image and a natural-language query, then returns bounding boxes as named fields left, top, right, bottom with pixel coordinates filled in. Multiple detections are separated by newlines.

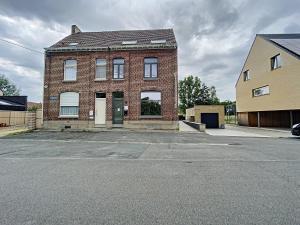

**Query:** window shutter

left=60, top=92, right=79, bottom=106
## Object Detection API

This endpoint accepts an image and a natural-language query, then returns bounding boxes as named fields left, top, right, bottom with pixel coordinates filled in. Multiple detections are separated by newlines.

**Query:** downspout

left=46, top=53, right=51, bottom=123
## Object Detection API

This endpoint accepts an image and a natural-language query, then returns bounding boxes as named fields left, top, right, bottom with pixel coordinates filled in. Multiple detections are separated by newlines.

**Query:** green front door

left=112, top=97, right=124, bottom=124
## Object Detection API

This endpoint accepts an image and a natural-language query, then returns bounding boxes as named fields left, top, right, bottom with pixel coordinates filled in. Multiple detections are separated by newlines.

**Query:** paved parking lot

left=0, top=131, right=299, bottom=225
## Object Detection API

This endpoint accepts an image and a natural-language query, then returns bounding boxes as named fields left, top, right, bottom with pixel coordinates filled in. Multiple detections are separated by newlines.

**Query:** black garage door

left=201, top=113, right=219, bottom=128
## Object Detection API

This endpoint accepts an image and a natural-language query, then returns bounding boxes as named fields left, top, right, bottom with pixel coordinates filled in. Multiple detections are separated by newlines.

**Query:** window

left=95, top=59, right=106, bottom=80
left=243, top=70, right=250, bottom=81
left=60, top=92, right=79, bottom=117
left=113, top=58, right=124, bottom=79
left=252, top=86, right=270, bottom=97
left=64, top=60, right=77, bottom=81
left=151, top=40, right=166, bottom=44
left=122, top=41, right=137, bottom=45
left=144, top=58, right=158, bottom=78
left=271, top=54, right=281, bottom=70
left=141, top=91, right=161, bottom=116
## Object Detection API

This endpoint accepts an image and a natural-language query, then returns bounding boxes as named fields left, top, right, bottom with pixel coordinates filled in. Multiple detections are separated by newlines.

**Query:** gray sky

left=0, top=0, right=299, bottom=102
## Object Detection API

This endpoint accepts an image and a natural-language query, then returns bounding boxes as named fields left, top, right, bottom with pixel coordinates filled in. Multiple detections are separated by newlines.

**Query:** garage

left=186, top=105, right=224, bottom=129
left=201, top=113, right=219, bottom=128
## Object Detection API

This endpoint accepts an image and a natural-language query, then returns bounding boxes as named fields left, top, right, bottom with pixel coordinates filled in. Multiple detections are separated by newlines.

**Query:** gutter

left=44, top=44, right=177, bottom=53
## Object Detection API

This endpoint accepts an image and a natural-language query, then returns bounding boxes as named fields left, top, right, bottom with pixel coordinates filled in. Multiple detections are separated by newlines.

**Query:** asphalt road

left=0, top=131, right=299, bottom=225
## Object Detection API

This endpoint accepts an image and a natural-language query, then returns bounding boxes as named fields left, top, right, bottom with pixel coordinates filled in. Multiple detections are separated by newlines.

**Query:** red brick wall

left=43, top=49, right=178, bottom=123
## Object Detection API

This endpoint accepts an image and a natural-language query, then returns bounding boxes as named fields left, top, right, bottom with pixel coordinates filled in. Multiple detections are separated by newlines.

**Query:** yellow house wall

left=185, top=108, right=195, bottom=121
left=193, top=105, right=225, bottom=127
left=236, top=36, right=300, bottom=112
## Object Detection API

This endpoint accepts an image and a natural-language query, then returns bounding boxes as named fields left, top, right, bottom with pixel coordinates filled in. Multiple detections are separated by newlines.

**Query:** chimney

left=71, top=25, right=81, bottom=34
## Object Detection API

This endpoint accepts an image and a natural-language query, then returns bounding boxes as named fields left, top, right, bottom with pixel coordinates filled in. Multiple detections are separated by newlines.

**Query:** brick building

left=43, top=25, right=178, bottom=129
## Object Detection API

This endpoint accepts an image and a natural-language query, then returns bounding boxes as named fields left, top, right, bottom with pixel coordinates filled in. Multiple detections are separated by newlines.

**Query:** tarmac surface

left=0, top=130, right=299, bottom=225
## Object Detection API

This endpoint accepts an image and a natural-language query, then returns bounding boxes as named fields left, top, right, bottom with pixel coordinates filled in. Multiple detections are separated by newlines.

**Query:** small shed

left=0, top=96, right=27, bottom=111
left=186, top=105, right=225, bottom=128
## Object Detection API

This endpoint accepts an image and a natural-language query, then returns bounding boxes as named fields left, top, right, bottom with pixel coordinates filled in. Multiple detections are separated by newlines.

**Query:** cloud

left=0, top=0, right=299, bottom=101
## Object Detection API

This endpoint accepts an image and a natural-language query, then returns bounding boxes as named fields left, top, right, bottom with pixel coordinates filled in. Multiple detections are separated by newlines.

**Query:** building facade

left=43, top=26, right=178, bottom=129
left=186, top=105, right=225, bottom=128
left=236, top=34, right=300, bottom=127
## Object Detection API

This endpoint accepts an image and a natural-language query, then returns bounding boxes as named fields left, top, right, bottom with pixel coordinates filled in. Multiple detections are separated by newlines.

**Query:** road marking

left=0, top=157, right=299, bottom=162
left=0, top=138, right=232, bottom=146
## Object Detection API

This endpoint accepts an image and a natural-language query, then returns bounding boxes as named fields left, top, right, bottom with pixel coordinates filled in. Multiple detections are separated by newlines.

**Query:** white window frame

left=59, top=92, right=79, bottom=118
left=271, top=54, right=281, bottom=70
left=243, top=70, right=250, bottom=81
left=252, top=86, right=270, bottom=97
left=64, top=59, right=77, bottom=81
left=95, top=59, right=107, bottom=80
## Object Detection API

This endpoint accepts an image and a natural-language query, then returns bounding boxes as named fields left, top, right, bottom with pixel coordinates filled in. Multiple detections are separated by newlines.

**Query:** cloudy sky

left=0, top=0, right=299, bottom=102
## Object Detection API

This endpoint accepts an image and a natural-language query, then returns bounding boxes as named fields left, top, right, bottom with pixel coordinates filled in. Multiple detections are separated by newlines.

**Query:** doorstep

left=112, top=124, right=124, bottom=128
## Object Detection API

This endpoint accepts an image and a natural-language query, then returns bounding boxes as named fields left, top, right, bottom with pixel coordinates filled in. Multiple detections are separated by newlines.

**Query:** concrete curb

left=0, top=128, right=30, bottom=137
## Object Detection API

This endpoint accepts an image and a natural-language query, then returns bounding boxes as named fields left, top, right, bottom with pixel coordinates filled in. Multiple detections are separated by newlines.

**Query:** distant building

left=43, top=25, right=178, bottom=130
left=0, top=89, right=3, bottom=96
left=236, top=34, right=300, bottom=128
left=0, top=96, right=27, bottom=111
left=27, top=102, right=42, bottom=109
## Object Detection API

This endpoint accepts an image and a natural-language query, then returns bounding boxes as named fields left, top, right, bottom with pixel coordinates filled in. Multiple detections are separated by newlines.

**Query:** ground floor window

left=141, top=91, right=161, bottom=116
left=60, top=92, right=79, bottom=117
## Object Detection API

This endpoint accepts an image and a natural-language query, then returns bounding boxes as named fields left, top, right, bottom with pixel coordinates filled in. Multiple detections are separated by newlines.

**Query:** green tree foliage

left=179, top=75, right=220, bottom=113
left=220, top=100, right=236, bottom=115
left=0, top=74, right=20, bottom=96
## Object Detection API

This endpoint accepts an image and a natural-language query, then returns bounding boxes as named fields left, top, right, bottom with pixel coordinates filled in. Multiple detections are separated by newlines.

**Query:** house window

left=141, top=91, right=161, bottom=116
left=252, top=86, right=270, bottom=97
left=271, top=54, right=281, bottom=70
left=113, top=58, right=124, bottom=79
left=60, top=92, right=79, bottom=117
left=95, top=59, right=106, bottom=80
left=243, top=70, right=250, bottom=81
left=64, top=59, right=77, bottom=81
left=144, top=58, right=158, bottom=78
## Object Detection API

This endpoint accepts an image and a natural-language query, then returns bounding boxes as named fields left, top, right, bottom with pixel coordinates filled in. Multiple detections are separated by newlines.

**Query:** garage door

left=201, top=113, right=219, bottom=128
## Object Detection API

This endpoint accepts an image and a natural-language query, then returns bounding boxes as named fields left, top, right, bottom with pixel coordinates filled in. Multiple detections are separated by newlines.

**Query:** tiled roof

left=258, top=34, right=300, bottom=58
left=46, top=29, right=177, bottom=52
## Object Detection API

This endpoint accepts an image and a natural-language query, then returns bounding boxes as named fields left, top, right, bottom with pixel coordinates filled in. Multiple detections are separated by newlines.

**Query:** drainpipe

left=257, top=111, right=260, bottom=128
left=290, top=111, right=293, bottom=128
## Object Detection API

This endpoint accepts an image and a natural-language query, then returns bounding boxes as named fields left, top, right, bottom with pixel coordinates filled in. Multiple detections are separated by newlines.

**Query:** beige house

left=186, top=105, right=225, bottom=128
left=236, top=34, right=300, bottom=127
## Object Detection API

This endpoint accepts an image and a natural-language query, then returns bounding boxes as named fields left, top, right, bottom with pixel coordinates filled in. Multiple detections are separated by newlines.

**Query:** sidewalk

left=206, top=124, right=293, bottom=138
left=178, top=121, right=199, bottom=133
left=0, top=127, right=29, bottom=137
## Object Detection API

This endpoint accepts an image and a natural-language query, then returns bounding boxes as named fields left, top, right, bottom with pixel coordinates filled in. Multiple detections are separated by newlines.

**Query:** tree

left=0, top=74, right=20, bottom=96
left=220, top=100, right=236, bottom=116
left=179, top=75, right=220, bottom=114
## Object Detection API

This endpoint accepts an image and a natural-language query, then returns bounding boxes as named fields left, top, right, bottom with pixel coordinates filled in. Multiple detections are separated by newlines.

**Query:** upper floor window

left=243, top=70, right=250, bottom=81
left=141, top=91, right=161, bottom=116
left=271, top=54, right=281, bottom=70
left=113, top=58, right=124, bottom=79
left=59, top=92, right=79, bottom=117
left=64, top=59, right=77, bottom=81
left=95, top=59, right=106, bottom=80
left=252, top=85, right=270, bottom=97
left=144, top=57, right=158, bottom=78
